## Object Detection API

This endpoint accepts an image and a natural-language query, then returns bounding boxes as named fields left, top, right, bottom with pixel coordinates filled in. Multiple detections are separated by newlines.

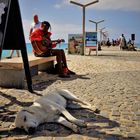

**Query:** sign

left=68, top=34, right=83, bottom=54
left=131, top=34, right=135, bottom=41
left=0, top=0, right=33, bottom=92
left=85, top=32, right=97, bottom=48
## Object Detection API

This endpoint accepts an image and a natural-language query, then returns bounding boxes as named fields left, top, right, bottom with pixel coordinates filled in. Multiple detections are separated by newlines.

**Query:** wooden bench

left=0, top=55, right=56, bottom=89
left=88, top=46, right=102, bottom=55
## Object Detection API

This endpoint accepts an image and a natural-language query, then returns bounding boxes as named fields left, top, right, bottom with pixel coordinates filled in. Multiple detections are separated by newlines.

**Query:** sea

left=135, top=43, right=140, bottom=50
left=1, top=43, right=140, bottom=58
left=1, top=43, right=68, bottom=59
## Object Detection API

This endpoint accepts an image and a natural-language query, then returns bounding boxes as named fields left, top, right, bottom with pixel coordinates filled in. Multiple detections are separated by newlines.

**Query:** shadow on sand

left=31, top=73, right=90, bottom=91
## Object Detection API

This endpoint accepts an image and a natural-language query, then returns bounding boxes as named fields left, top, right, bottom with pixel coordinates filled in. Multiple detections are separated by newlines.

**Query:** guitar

left=31, top=39, right=65, bottom=55
left=41, top=38, right=65, bottom=47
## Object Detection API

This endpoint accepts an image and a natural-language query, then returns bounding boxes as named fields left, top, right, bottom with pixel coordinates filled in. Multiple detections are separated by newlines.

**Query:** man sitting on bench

left=30, top=21, right=75, bottom=78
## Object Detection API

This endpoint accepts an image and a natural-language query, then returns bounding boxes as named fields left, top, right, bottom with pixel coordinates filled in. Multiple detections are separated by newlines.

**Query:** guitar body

left=31, top=41, right=48, bottom=55
left=31, top=39, right=65, bottom=55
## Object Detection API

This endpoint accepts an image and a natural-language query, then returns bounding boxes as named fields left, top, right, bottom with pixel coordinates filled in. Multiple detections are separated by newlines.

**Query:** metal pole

left=89, top=19, right=104, bottom=56
left=95, top=23, right=98, bottom=32
left=82, top=7, right=85, bottom=55
left=100, top=30, right=102, bottom=43
left=99, top=27, right=105, bottom=44
left=96, top=23, right=98, bottom=55
left=102, top=31, right=108, bottom=44
left=70, top=0, right=99, bottom=55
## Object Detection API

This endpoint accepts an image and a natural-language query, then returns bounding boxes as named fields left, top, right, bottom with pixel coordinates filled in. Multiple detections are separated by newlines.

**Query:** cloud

left=56, top=0, right=140, bottom=11
left=22, top=19, right=32, bottom=42
left=94, top=0, right=140, bottom=11
left=51, top=23, right=82, bottom=41
left=54, top=0, right=70, bottom=9
left=54, top=4, right=61, bottom=9
left=22, top=19, right=82, bottom=43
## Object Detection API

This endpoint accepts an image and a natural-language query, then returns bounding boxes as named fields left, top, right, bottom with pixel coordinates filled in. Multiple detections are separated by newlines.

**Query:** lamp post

left=102, top=31, right=108, bottom=44
left=89, top=19, right=104, bottom=55
left=89, top=19, right=104, bottom=32
left=70, top=0, right=99, bottom=55
left=99, top=27, right=105, bottom=43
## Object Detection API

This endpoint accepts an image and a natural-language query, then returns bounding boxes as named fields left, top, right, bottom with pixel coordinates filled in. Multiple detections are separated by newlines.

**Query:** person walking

left=119, top=34, right=127, bottom=50
left=29, top=14, right=42, bottom=36
left=6, top=50, right=20, bottom=59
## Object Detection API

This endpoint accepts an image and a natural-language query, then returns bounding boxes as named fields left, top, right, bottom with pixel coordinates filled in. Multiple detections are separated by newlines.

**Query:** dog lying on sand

left=15, top=89, right=99, bottom=134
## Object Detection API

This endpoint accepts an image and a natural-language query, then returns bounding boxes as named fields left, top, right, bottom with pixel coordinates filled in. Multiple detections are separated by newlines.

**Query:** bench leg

left=0, top=61, right=55, bottom=89
left=38, top=61, right=54, bottom=71
left=89, top=49, right=92, bottom=55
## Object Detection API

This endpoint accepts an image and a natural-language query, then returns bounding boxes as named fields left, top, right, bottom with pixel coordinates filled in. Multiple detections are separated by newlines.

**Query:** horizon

left=19, top=0, right=140, bottom=44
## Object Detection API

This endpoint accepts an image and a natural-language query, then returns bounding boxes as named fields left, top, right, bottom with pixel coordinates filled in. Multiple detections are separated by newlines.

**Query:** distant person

left=6, top=50, right=20, bottom=59
left=106, top=38, right=111, bottom=47
left=119, top=34, right=127, bottom=50
left=29, top=14, right=41, bottom=37
left=127, top=38, right=136, bottom=51
left=30, top=21, right=75, bottom=78
left=127, top=39, right=132, bottom=45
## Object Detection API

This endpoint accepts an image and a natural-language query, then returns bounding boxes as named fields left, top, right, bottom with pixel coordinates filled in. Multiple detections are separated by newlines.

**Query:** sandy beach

left=0, top=46, right=140, bottom=140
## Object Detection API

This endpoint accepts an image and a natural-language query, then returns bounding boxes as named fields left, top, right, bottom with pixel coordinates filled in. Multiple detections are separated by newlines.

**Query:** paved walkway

left=0, top=47, right=140, bottom=140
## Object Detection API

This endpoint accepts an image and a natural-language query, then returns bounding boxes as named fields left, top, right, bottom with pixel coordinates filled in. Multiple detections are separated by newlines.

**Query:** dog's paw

left=76, top=120, right=87, bottom=127
left=72, top=125, right=84, bottom=134
left=71, top=124, right=83, bottom=134
left=71, top=124, right=79, bottom=133
left=81, top=121, right=87, bottom=127
left=76, top=127, right=82, bottom=134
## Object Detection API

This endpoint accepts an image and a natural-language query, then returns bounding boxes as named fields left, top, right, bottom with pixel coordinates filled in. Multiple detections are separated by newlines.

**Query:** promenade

left=0, top=46, right=140, bottom=140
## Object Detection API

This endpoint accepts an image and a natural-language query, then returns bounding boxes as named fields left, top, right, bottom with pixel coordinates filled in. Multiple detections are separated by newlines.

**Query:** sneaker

left=6, top=56, right=12, bottom=59
left=68, top=69, right=76, bottom=75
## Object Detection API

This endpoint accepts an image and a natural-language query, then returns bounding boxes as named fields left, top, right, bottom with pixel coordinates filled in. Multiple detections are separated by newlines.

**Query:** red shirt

left=30, top=29, right=56, bottom=54
left=30, top=28, right=52, bottom=42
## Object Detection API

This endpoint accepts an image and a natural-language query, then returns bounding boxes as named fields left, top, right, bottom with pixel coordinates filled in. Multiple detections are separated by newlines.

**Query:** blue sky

left=19, top=0, right=140, bottom=44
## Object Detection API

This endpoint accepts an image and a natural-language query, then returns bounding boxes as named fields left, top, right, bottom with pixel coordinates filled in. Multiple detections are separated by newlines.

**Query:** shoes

left=63, top=67, right=76, bottom=75
left=6, top=56, right=12, bottom=59
left=59, top=74, right=70, bottom=78
left=68, top=69, right=76, bottom=75
left=58, top=67, right=75, bottom=78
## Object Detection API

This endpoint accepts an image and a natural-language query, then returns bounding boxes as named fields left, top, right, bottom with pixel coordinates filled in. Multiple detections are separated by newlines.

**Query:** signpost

left=85, top=32, right=97, bottom=48
left=0, top=0, right=33, bottom=92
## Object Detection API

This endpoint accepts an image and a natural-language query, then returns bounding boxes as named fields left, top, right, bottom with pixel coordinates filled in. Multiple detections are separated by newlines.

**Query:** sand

left=0, top=46, right=140, bottom=139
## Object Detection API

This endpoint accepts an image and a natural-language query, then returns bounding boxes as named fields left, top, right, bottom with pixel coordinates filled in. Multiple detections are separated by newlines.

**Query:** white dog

left=15, top=89, right=99, bottom=133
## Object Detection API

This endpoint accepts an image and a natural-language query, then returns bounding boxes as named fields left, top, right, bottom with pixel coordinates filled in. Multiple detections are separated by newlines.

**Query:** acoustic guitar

left=31, top=39, right=65, bottom=55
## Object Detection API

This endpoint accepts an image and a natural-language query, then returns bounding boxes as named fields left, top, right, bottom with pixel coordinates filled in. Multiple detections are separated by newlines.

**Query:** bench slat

left=0, top=55, right=56, bottom=70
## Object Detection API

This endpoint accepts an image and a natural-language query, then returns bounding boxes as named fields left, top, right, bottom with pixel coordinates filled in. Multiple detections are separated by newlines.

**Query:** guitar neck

left=52, top=39, right=65, bottom=43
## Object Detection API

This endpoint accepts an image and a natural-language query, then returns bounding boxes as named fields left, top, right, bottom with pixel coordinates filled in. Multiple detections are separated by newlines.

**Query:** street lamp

left=70, top=0, right=99, bottom=55
left=89, top=19, right=104, bottom=55
left=102, top=31, right=108, bottom=43
left=89, top=19, right=104, bottom=32
left=99, top=27, right=105, bottom=43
